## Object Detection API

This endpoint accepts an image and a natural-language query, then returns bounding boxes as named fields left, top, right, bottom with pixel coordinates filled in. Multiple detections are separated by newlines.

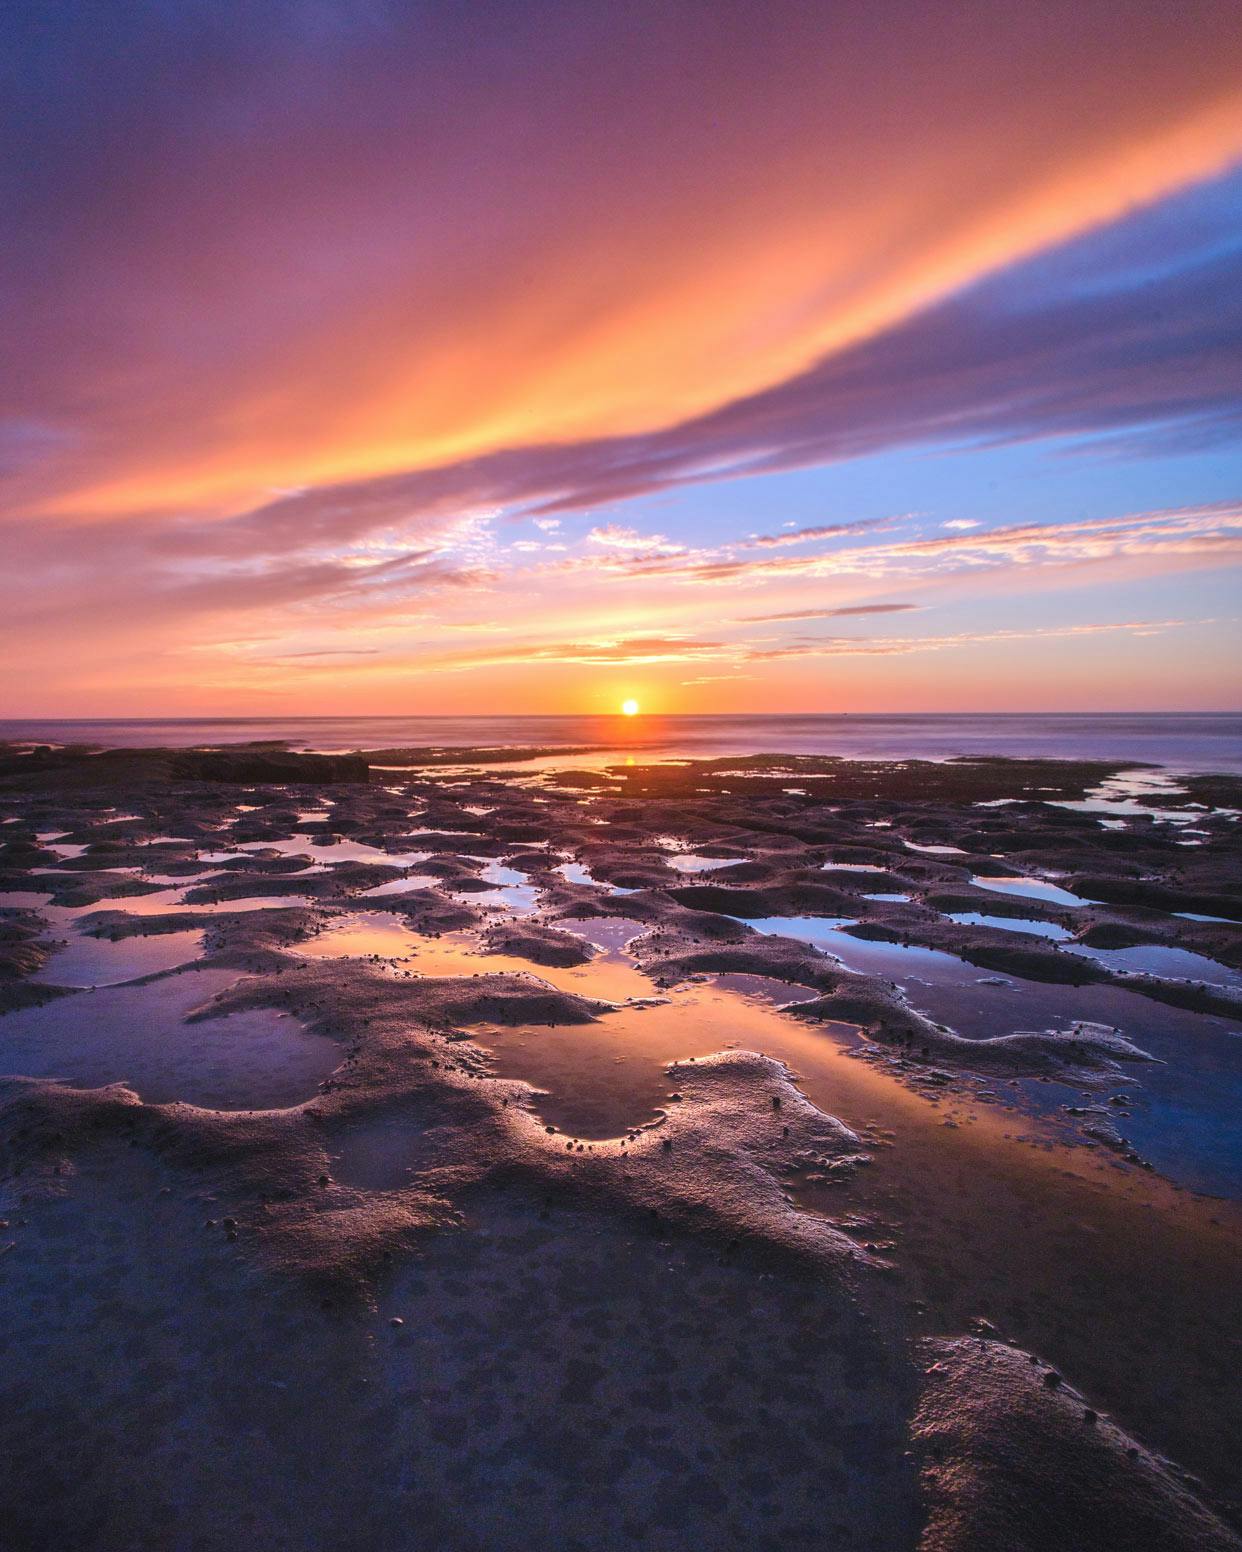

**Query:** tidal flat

left=1, top=741, right=1240, bottom=1551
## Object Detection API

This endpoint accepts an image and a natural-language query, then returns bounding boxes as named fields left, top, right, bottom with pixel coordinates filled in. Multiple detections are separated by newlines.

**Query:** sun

left=620, top=698, right=640, bottom=717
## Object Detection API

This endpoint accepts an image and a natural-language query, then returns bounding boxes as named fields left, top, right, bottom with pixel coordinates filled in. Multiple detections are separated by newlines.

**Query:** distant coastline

left=2, top=711, right=1239, bottom=774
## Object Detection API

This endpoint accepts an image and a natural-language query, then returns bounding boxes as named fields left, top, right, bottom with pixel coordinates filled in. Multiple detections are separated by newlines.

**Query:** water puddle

left=0, top=969, right=338, bottom=1108
left=737, top=916, right=862, bottom=947
left=55, top=890, right=316, bottom=920
left=62, top=887, right=188, bottom=917
left=181, top=894, right=318, bottom=914
left=472, top=950, right=865, bottom=1138
left=972, top=875, right=1090, bottom=908
left=294, top=912, right=422, bottom=961
left=468, top=860, right=540, bottom=914
left=236, top=837, right=431, bottom=867
left=1062, top=942, right=1241, bottom=989
left=946, top=912, right=1072, bottom=942
left=555, top=916, right=652, bottom=953
left=726, top=914, right=1242, bottom=1192
left=663, top=854, right=728, bottom=873
left=34, top=927, right=205, bottom=987
left=1050, top=768, right=1222, bottom=827
left=357, top=875, right=441, bottom=898
left=705, top=972, right=809, bottom=1006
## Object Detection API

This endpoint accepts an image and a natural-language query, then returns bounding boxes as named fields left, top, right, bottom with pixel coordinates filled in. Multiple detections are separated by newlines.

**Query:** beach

left=1, top=732, right=1239, bottom=1550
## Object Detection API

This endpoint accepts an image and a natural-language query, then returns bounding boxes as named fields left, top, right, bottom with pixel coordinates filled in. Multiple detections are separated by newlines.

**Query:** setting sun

left=621, top=698, right=640, bottom=716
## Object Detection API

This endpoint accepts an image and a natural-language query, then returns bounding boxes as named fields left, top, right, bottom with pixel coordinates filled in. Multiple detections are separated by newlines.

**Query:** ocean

left=1, top=712, right=1239, bottom=774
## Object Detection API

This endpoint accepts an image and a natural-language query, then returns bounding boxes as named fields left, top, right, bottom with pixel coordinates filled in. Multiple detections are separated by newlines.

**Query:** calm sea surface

left=1, top=713, right=1239, bottom=774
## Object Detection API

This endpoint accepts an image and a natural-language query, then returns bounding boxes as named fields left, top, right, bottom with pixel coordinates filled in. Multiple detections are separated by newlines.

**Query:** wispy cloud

left=740, top=618, right=1208, bottom=660
left=738, top=603, right=922, bottom=623
left=541, top=504, right=1242, bottom=586
left=586, top=523, right=684, bottom=553
left=3, top=2, right=1241, bottom=711
left=411, top=615, right=1211, bottom=675
left=744, top=518, right=897, bottom=548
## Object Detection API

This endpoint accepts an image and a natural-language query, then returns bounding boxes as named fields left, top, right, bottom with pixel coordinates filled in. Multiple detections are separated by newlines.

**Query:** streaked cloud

left=2, top=1, right=1240, bottom=712
left=738, top=604, right=922, bottom=623
left=586, top=524, right=683, bottom=554
left=4, top=0, right=1242, bottom=526
left=542, top=504, right=1242, bottom=586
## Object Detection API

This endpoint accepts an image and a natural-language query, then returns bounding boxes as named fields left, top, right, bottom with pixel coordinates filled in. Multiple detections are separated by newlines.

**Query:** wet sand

left=1, top=742, right=1239, bottom=1549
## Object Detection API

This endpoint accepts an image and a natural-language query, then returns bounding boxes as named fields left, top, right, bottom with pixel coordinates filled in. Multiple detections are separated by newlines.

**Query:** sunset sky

left=3, top=0, right=1241, bottom=715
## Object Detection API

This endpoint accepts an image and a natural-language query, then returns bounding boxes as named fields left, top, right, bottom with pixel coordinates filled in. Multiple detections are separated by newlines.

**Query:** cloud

left=738, top=618, right=1205, bottom=660
left=681, top=673, right=758, bottom=686
left=19, top=165, right=1228, bottom=606
left=745, top=518, right=897, bottom=548
left=513, top=198, right=1242, bottom=521
left=3, top=4, right=1241, bottom=709
left=3, top=0, right=1241, bottom=529
left=585, top=524, right=681, bottom=553
left=0, top=507, right=496, bottom=646
left=409, top=614, right=1210, bottom=676
left=738, top=603, right=921, bottom=623
left=265, top=648, right=383, bottom=660
left=473, top=636, right=731, bottom=667
left=540, top=503, right=1242, bottom=586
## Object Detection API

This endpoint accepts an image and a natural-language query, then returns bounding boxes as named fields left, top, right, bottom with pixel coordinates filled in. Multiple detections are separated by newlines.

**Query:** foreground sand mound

left=914, top=1338, right=1241, bottom=1552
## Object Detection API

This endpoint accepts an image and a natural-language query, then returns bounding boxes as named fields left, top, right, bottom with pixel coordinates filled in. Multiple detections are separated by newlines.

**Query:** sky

left=2, top=0, right=1241, bottom=716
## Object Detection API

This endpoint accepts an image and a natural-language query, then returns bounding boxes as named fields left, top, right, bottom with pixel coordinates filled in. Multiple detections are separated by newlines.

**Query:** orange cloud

left=6, top=2, right=1242, bottom=526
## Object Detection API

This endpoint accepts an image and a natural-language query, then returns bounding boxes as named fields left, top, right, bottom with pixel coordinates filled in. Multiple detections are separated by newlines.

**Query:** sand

left=0, top=742, right=1239, bottom=1550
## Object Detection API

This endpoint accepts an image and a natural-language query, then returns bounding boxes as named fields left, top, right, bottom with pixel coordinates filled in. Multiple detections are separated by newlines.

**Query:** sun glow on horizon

left=621, top=698, right=640, bottom=717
